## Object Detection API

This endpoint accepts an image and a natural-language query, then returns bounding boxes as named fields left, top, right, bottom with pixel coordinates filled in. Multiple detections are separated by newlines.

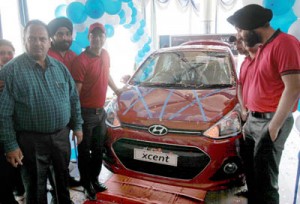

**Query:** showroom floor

left=15, top=114, right=300, bottom=204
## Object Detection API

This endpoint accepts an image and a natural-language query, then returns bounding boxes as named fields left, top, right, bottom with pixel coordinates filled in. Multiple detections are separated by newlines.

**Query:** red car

left=104, top=41, right=244, bottom=191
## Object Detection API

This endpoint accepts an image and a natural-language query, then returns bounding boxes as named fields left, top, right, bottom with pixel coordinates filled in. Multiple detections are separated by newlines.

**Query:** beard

left=243, top=30, right=262, bottom=48
left=52, top=40, right=72, bottom=52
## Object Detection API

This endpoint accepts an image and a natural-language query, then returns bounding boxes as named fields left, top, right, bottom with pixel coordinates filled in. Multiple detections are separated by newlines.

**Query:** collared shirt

left=71, top=47, right=110, bottom=108
left=238, top=55, right=255, bottom=109
left=48, top=47, right=77, bottom=72
left=0, top=53, right=83, bottom=153
left=246, top=30, right=300, bottom=112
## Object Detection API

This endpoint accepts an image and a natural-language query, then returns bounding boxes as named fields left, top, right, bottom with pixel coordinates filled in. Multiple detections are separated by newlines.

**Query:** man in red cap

left=228, top=4, right=300, bottom=204
left=71, top=22, right=120, bottom=200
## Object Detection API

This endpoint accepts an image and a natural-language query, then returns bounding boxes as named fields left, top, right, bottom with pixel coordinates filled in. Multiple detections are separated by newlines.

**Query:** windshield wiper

left=200, top=84, right=233, bottom=88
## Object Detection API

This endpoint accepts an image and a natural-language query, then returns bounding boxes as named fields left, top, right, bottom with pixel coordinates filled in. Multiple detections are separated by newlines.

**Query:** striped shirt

left=0, top=53, right=83, bottom=153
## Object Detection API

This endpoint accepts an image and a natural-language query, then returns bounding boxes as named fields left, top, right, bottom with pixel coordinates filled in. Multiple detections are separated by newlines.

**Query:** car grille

left=122, top=123, right=203, bottom=135
left=112, top=138, right=210, bottom=180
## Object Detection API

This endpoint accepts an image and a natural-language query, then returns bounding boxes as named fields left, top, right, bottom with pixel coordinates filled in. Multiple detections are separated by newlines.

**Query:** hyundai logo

left=148, top=125, right=168, bottom=136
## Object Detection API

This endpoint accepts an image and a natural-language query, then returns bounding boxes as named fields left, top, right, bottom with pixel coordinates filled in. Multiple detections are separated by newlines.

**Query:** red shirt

left=247, top=31, right=300, bottom=112
left=71, top=48, right=110, bottom=108
left=238, top=56, right=254, bottom=109
left=48, top=48, right=77, bottom=72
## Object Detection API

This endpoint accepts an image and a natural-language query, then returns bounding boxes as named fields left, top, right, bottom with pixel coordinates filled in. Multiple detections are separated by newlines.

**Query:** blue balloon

left=70, top=41, right=83, bottom=55
left=119, top=17, right=126, bottom=25
left=75, top=28, right=89, bottom=48
left=134, top=32, right=140, bottom=41
left=123, top=24, right=132, bottom=29
left=122, top=0, right=132, bottom=2
left=104, top=24, right=114, bottom=38
left=137, top=28, right=144, bottom=36
left=85, top=0, right=105, bottom=19
left=67, top=2, right=87, bottom=24
left=128, top=2, right=134, bottom=8
left=55, top=4, right=67, bottom=17
left=130, top=16, right=137, bottom=25
left=263, top=0, right=296, bottom=15
left=118, top=10, right=126, bottom=25
left=103, top=0, right=122, bottom=15
left=118, top=9, right=125, bottom=18
left=138, top=50, right=145, bottom=58
left=143, top=44, right=151, bottom=53
left=140, top=19, right=146, bottom=27
left=298, top=100, right=300, bottom=111
left=147, top=37, right=152, bottom=44
left=131, top=7, right=137, bottom=17
left=131, top=33, right=140, bottom=42
left=270, top=8, right=297, bottom=32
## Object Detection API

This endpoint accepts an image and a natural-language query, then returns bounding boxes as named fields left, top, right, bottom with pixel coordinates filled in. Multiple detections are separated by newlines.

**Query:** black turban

left=48, top=17, right=73, bottom=37
left=227, top=4, right=273, bottom=30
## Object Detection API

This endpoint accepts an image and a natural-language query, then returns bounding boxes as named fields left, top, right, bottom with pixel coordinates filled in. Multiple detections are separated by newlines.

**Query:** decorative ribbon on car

left=124, top=87, right=223, bottom=122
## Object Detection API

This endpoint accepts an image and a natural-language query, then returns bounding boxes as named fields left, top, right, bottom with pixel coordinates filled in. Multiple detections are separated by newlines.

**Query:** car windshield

left=130, top=50, right=236, bottom=88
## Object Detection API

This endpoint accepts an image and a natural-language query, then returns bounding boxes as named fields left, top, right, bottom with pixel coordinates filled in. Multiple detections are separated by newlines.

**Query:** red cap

left=89, top=23, right=105, bottom=34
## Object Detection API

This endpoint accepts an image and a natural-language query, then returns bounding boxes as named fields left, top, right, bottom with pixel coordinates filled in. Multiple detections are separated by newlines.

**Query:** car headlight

left=105, top=99, right=121, bottom=128
left=203, top=110, right=241, bottom=139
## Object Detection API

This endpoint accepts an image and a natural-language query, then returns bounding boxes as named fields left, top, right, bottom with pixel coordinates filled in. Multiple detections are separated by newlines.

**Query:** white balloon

left=122, top=3, right=132, bottom=24
left=242, top=0, right=262, bottom=6
left=295, top=115, right=300, bottom=132
left=85, top=17, right=98, bottom=27
left=293, top=0, right=300, bottom=17
left=97, top=13, right=119, bottom=25
left=109, top=15, right=121, bottom=25
left=98, top=13, right=109, bottom=24
left=288, top=19, right=300, bottom=40
left=74, top=23, right=86, bottom=33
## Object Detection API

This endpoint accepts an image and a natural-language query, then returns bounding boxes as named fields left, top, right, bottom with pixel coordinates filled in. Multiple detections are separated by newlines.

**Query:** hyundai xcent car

left=104, top=42, right=244, bottom=191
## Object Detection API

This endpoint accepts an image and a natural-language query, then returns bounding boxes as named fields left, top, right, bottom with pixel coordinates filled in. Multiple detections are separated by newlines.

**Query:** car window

left=130, top=50, right=235, bottom=88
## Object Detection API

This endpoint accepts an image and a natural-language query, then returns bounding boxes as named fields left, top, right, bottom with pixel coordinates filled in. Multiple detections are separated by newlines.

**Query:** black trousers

left=241, top=114, right=293, bottom=204
left=17, top=127, right=72, bottom=204
left=0, top=146, right=18, bottom=204
left=78, top=108, right=107, bottom=187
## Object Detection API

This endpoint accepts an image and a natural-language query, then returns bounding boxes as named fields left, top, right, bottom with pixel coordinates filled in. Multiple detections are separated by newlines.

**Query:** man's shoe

left=49, top=189, right=58, bottom=204
left=234, top=189, right=249, bottom=198
left=68, top=176, right=81, bottom=187
left=91, top=180, right=108, bottom=192
left=83, top=183, right=96, bottom=200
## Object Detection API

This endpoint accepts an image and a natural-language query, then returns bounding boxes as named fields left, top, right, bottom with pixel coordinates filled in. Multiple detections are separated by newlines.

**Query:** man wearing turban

left=228, top=4, right=300, bottom=204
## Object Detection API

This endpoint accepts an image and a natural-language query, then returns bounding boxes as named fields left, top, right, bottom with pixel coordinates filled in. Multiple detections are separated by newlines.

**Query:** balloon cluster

left=263, top=0, right=300, bottom=39
left=54, top=0, right=152, bottom=64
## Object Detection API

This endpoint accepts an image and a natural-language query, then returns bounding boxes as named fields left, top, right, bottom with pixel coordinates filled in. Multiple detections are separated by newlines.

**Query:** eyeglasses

left=0, top=51, right=14, bottom=56
left=27, top=36, right=49, bottom=44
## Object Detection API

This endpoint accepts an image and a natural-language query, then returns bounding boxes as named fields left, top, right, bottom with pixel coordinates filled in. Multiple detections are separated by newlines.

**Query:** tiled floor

left=16, top=113, right=300, bottom=204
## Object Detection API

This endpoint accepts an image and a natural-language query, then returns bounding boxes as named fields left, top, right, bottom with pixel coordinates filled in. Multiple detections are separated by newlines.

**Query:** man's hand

left=268, top=124, right=280, bottom=142
left=72, top=130, right=83, bottom=145
left=0, top=80, right=4, bottom=91
left=241, top=108, right=248, bottom=122
left=6, top=148, right=23, bottom=168
left=114, top=89, right=122, bottom=96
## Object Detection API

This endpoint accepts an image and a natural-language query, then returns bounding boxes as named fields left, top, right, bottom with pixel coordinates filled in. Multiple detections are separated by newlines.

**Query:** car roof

left=155, top=43, right=232, bottom=54
left=180, top=40, right=231, bottom=47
